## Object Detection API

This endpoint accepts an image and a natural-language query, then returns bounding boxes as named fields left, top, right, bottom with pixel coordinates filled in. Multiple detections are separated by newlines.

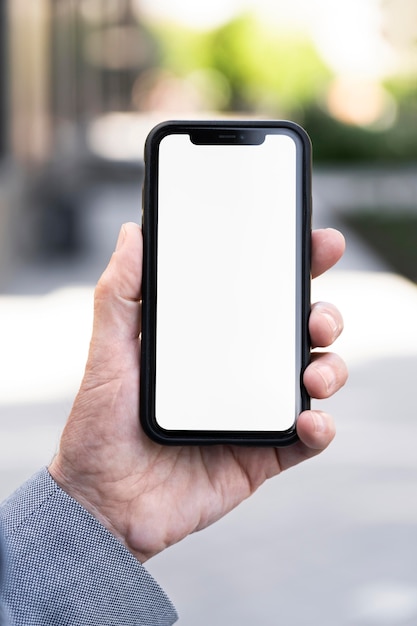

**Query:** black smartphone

left=140, top=120, right=311, bottom=446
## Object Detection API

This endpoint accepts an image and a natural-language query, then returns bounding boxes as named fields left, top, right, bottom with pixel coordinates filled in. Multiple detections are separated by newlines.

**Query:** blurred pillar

left=0, top=0, right=7, bottom=159
left=0, top=0, right=53, bottom=286
left=9, top=0, right=51, bottom=164
left=0, top=0, right=14, bottom=290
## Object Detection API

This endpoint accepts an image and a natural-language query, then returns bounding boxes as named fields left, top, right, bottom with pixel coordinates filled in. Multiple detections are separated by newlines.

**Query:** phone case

left=140, top=120, right=311, bottom=446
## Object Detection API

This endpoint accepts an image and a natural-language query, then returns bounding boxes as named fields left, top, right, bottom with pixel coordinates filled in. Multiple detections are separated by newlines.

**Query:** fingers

left=309, top=231, right=347, bottom=397
left=309, top=301, right=344, bottom=348
left=277, top=231, right=346, bottom=471
left=296, top=410, right=336, bottom=450
left=277, top=410, right=336, bottom=471
left=304, top=352, right=348, bottom=399
left=311, top=228, right=345, bottom=278
left=306, top=299, right=348, bottom=398
left=92, top=223, right=143, bottom=344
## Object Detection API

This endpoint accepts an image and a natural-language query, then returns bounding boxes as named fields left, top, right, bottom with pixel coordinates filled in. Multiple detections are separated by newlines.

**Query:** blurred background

left=1, top=0, right=417, bottom=624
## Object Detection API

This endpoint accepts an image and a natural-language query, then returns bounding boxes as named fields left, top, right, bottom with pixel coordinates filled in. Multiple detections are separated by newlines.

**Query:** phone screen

left=148, top=126, right=308, bottom=435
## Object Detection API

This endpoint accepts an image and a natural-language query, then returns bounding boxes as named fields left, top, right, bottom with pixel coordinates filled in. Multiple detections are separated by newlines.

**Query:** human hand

left=49, top=224, right=347, bottom=563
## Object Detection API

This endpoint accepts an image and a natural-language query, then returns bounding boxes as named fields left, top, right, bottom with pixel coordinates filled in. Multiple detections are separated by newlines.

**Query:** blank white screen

left=155, top=133, right=298, bottom=431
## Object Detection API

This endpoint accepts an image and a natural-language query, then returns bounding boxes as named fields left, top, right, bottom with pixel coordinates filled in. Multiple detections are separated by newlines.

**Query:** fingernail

left=315, top=363, right=337, bottom=394
left=315, top=303, right=340, bottom=338
left=322, top=310, right=340, bottom=338
left=115, top=224, right=127, bottom=251
left=312, top=411, right=327, bottom=433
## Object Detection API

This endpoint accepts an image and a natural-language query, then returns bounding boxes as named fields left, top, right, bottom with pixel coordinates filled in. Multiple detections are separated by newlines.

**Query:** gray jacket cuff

left=0, top=467, right=178, bottom=625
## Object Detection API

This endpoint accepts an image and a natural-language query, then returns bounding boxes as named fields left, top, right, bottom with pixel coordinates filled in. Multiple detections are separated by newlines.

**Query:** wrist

left=48, top=458, right=149, bottom=564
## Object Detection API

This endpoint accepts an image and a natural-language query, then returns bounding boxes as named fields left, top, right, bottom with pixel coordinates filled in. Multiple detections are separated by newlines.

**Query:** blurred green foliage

left=205, top=15, right=331, bottom=113
left=305, top=76, right=417, bottom=163
left=149, top=13, right=417, bottom=163
left=151, top=13, right=331, bottom=114
left=304, top=102, right=417, bottom=164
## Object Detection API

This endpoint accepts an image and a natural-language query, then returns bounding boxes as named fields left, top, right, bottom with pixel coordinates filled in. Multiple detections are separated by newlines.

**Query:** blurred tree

left=208, top=14, right=332, bottom=114
left=150, top=13, right=332, bottom=117
left=303, top=104, right=417, bottom=163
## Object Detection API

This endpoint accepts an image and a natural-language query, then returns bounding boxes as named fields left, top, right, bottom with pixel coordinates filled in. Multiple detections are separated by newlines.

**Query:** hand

left=49, top=224, right=347, bottom=562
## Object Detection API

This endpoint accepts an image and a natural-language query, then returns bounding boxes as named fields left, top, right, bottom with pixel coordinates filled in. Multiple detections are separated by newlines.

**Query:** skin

left=49, top=224, right=348, bottom=563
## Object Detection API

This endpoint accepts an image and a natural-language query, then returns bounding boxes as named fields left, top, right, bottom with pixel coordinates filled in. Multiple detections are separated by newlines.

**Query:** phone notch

left=190, top=129, right=265, bottom=145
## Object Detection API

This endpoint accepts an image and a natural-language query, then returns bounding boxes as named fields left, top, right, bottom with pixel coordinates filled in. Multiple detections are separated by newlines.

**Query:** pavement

left=1, top=173, right=417, bottom=625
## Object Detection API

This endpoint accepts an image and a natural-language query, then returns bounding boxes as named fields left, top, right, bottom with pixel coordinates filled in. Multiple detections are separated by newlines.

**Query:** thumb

left=92, top=222, right=143, bottom=346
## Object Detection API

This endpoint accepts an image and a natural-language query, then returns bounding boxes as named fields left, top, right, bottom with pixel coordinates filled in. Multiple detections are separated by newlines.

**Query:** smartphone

left=140, top=120, right=311, bottom=446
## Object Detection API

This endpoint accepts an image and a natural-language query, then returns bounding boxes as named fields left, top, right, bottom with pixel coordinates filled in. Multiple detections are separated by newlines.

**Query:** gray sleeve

left=0, top=468, right=178, bottom=626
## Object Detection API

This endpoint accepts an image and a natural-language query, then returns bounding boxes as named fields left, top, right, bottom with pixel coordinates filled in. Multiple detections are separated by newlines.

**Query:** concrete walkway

left=1, top=175, right=417, bottom=625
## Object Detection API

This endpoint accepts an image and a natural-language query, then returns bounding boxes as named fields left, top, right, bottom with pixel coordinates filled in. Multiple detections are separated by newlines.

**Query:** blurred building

left=0, top=1, right=6, bottom=161
left=0, top=0, right=157, bottom=281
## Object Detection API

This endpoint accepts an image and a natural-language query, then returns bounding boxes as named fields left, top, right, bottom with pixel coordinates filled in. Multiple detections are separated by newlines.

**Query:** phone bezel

left=140, top=120, right=311, bottom=446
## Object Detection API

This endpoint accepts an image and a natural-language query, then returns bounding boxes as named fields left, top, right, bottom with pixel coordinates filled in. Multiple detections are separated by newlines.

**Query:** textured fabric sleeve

left=0, top=526, right=9, bottom=626
left=0, top=468, right=178, bottom=626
